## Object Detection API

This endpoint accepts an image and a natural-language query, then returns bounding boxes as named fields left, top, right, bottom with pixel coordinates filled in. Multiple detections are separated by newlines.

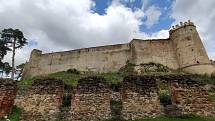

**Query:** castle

left=22, top=20, right=215, bottom=79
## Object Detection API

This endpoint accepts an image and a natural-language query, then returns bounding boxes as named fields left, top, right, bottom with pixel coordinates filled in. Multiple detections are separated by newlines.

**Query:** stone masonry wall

left=22, top=21, right=215, bottom=79
left=0, top=79, right=17, bottom=118
left=169, top=78, right=215, bottom=117
left=23, top=44, right=131, bottom=79
left=20, top=78, right=64, bottom=121
left=130, top=39, right=179, bottom=69
left=121, top=75, right=163, bottom=120
left=71, top=77, right=111, bottom=121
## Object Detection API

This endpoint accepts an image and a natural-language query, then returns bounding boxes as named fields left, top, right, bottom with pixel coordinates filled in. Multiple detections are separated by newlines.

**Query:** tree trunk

left=1, top=71, right=3, bottom=78
left=11, top=39, right=16, bottom=80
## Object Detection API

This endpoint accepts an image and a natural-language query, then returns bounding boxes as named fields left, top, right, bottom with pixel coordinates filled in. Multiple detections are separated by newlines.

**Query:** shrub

left=0, top=106, right=22, bottom=121
left=159, top=90, right=172, bottom=106
left=66, top=68, right=80, bottom=75
left=118, top=60, right=136, bottom=76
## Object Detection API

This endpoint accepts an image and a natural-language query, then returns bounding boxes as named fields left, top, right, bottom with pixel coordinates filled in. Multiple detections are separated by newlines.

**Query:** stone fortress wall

left=22, top=20, right=215, bottom=79
left=1, top=76, right=214, bottom=120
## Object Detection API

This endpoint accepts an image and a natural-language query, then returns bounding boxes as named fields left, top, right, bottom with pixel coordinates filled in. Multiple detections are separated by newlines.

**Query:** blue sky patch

left=92, top=0, right=175, bottom=34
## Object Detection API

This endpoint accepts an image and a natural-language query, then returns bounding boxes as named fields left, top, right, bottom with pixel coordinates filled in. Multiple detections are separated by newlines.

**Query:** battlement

left=169, top=20, right=195, bottom=34
left=22, top=20, right=215, bottom=80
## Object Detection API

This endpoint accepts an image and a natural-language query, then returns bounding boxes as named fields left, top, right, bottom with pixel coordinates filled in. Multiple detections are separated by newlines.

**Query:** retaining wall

left=0, top=79, right=17, bottom=118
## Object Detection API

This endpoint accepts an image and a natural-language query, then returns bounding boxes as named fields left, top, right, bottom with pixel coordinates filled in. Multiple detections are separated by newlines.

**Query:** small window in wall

left=197, top=61, right=200, bottom=64
left=192, top=49, right=194, bottom=51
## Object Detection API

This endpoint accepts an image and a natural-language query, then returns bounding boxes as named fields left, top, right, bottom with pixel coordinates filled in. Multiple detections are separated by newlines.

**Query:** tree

left=3, top=62, right=12, bottom=77
left=1, top=28, right=27, bottom=79
left=0, top=61, right=3, bottom=78
left=0, top=35, right=11, bottom=78
left=0, top=40, right=11, bottom=61
left=16, top=63, right=26, bottom=80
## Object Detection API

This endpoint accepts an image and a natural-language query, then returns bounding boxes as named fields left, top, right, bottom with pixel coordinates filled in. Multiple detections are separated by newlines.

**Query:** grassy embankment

left=4, top=62, right=215, bottom=121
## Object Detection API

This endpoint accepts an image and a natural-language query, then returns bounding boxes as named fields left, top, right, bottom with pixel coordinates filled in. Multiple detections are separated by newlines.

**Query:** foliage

left=16, top=63, right=25, bottom=70
left=62, top=84, right=72, bottom=107
left=105, top=115, right=215, bottom=121
left=159, top=90, right=172, bottom=106
left=211, top=72, right=215, bottom=79
left=0, top=106, right=22, bottom=121
left=19, top=63, right=215, bottom=90
left=111, top=100, right=122, bottom=110
left=48, top=71, right=80, bottom=87
left=0, top=40, right=11, bottom=60
left=141, top=116, right=214, bottom=121
left=118, top=60, right=136, bottom=76
left=1, top=28, right=27, bottom=49
left=98, top=72, right=122, bottom=85
left=1, top=28, right=27, bottom=79
left=66, top=68, right=80, bottom=75
left=190, top=74, right=215, bottom=84
left=2, top=62, right=12, bottom=76
left=16, top=63, right=26, bottom=80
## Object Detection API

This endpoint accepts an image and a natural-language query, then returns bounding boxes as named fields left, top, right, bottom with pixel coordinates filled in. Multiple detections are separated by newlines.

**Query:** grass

left=19, top=69, right=125, bottom=88
left=18, top=70, right=82, bottom=88
left=190, top=74, right=215, bottom=84
left=105, top=116, right=215, bottom=121
left=136, top=117, right=215, bottom=121
left=0, top=106, right=22, bottom=121
left=19, top=67, right=215, bottom=89
left=18, top=62, right=215, bottom=93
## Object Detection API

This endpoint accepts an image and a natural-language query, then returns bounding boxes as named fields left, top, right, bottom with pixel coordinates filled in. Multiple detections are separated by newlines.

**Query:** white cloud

left=171, top=0, right=215, bottom=60
left=124, top=0, right=136, bottom=3
left=143, top=6, right=162, bottom=28
left=0, top=0, right=167, bottom=66
left=141, top=0, right=150, bottom=10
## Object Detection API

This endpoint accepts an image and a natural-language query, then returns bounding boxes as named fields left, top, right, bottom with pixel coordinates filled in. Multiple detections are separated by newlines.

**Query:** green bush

left=0, top=106, right=22, bottom=121
left=211, top=72, right=215, bottom=79
left=159, top=90, right=172, bottom=106
left=118, top=60, right=136, bottom=76
left=66, top=68, right=80, bottom=75
left=191, top=74, right=215, bottom=84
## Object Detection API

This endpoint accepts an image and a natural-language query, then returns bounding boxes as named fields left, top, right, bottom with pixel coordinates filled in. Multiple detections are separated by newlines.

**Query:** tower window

left=192, top=49, right=194, bottom=51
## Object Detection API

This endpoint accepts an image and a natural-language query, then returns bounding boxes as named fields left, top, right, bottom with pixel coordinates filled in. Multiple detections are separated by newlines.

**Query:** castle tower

left=170, top=20, right=215, bottom=74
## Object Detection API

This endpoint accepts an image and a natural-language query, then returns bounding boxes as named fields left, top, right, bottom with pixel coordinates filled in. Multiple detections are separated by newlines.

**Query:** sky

left=0, top=0, right=215, bottom=66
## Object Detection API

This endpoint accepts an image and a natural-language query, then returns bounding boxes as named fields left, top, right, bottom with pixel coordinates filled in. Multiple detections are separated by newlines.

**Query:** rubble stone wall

left=0, top=79, right=17, bottom=118
left=71, top=77, right=111, bottom=121
left=169, top=79, right=215, bottom=117
left=20, top=79, right=64, bottom=121
left=121, top=76, right=163, bottom=120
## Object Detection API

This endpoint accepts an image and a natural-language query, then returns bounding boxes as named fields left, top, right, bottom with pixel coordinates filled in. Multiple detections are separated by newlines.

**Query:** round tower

left=170, top=20, right=215, bottom=74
